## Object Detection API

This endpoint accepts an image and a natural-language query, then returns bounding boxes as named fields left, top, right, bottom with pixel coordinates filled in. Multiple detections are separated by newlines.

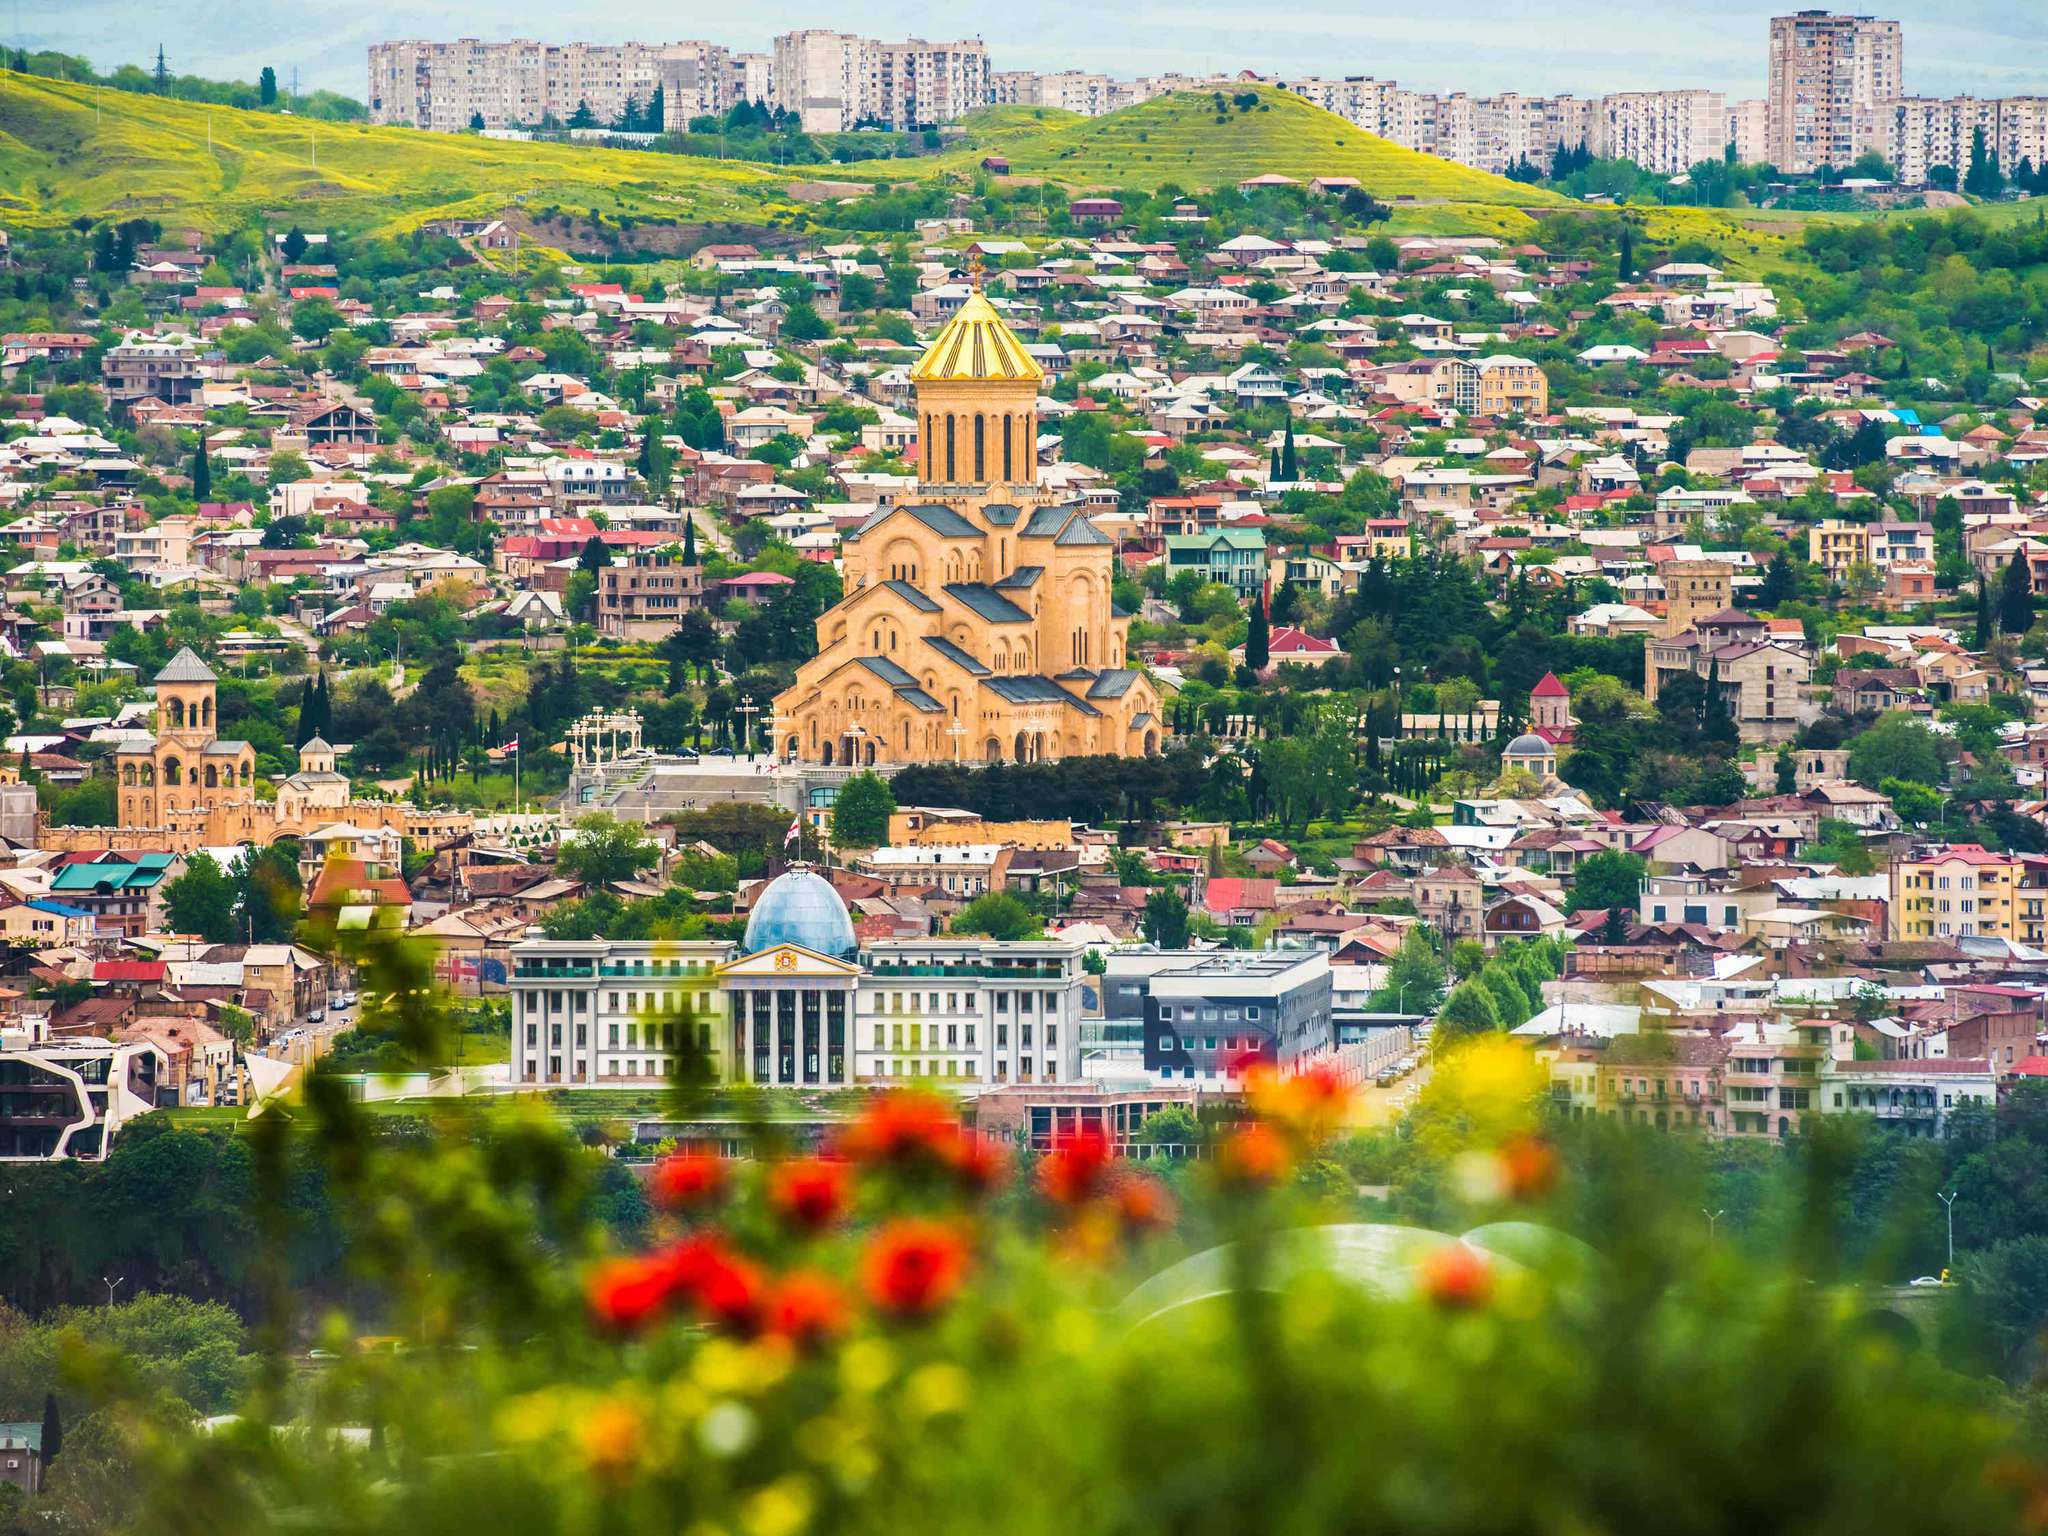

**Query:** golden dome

left=909, top=288, right=1044, bottom=384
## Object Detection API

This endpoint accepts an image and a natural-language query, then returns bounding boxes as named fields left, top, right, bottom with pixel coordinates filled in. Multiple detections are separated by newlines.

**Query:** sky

left=16, top=0, right=2048, bottom=101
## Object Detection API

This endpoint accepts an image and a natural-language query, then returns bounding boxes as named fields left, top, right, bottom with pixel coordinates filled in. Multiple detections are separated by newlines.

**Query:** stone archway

left=984, top=737, right=1003, bottom=763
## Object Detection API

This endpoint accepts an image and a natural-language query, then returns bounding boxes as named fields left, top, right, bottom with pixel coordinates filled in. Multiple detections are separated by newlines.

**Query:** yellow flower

left=902, top=1362, right=971, bottom=1420
left=838, top=1338, right=895, bottom=1397
left=743, top=1476, right=815, bottom=1536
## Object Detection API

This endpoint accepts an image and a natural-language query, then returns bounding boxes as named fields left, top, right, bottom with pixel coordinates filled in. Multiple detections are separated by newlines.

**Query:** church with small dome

left=772, top=277, right=1165, bottom=768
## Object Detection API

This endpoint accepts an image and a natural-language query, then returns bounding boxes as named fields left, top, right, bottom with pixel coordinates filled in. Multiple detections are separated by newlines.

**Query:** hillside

left=0, top=70, right=791, bottom=234
left=930, top=86, right=1568, bottom=208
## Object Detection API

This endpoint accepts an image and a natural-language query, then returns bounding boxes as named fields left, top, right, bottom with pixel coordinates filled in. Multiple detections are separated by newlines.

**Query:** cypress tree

left=2001, top=550, right=2036, bottom=637
left=191, top=442, right=211, bottom=501
left=682, top=513, right=698, bottom=566
left=1976, top=579, right=1992, bottom=649
left=1246, top=594, right=1270, bottom=671
left=41, top=1391, right=61, bottom=1466
left=1279, top=419, right=1298, bottom=482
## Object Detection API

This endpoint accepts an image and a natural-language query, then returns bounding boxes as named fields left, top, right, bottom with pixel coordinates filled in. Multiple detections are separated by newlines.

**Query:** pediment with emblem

left=715, top=944, right=862, bottom=980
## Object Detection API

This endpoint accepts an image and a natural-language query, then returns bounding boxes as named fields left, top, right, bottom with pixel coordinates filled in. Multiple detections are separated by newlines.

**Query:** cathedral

left=773, top=282, right=1165, bottom=767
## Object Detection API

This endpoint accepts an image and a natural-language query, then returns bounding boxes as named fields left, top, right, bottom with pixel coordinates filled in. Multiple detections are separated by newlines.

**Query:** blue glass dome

left=743, top=868, right=857, bottom=959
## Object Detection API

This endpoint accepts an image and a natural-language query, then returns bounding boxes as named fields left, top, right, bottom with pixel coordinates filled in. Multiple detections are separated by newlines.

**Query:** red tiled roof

left=93, top=960, right=166, bottom=983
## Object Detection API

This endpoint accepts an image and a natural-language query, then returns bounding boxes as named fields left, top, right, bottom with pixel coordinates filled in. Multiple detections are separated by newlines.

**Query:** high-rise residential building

left=1590, top=89, right=1727, bottom=176
left=770, top=29, right=989, bottom=131
left=1726, top=98, right=1769, bottom=164
left=368, top=38, right=714, bottom=131
left=1766, top=11, right=1902, bottom=171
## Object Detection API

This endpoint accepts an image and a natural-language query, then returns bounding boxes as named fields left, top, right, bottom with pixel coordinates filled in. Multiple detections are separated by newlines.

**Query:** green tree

left=258, top=66, right=277, bottom=105
left=1774, top=747, right=1797, bottom=796
left=1569, top=849, right=1648, bottom=915
left=951, top=892, right=1040, bottom=940
left=829, top=771, right=895, bottom=849
left=1437, top=978, right=1503, bottom=1038
left=1245, top=594, right=1270, bottom=671
left=163, top=853, right=237, bottom=943
left=190, top=441, right=211, bottom=501
left=555, top=813, right=659, bottom=889
left=2000, top=550, right=2035, bottom=637
left=1143, top=887, right=1190, bottom=948
left=1367, top=924, right=1446, bottom=1014
left=1848, top=712, right=1946, bottom=790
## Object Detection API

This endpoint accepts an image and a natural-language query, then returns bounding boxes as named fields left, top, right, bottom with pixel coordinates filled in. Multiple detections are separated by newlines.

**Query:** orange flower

left=839, top=1091, right=959, bottom=1168
left=1039, top=1124, right=1114, bottom=1205
left=650, top=1146, right=728, bottom=1211
left=1216, top=1122, right=1292, bottom=1189
left=947, top=1132, right=1008, bottom=1197
left=863, top=1219, right=970, bottom=1319
left=1247, top=1060, right=1352, bottom=1138
left=578, top=1396, right=644, bottom=1479
left=1112, top=1172, right=1177, bottom=1236
left=1498, top=1132, right=1560, bottom=1202
left=769, top=1158, right=853, bottom=1232
left=587, top=1252, right=680, bottom=1333
left=768, top=1270, right=851, bottom=1352
left=1418, top=1243, right=1494, bottom=1310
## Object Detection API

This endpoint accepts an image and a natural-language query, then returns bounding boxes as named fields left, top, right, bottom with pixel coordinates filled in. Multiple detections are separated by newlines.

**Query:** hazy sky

left=16, top=0, right=2048, bottom=100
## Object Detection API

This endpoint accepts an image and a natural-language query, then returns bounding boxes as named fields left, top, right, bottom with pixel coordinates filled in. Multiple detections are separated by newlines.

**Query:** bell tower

left=154, top=647, right=218, bottom=743
left=910, top=261, right=1044, bottom=491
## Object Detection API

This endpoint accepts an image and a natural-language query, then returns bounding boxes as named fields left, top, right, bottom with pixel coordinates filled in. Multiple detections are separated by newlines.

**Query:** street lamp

left=1703, top=1209, right=1725, bottom=1248
left=737, top=694, right=760, bottom=759
left=101, top=1273, right=125, bottom=1309
left=1939, top=1189, right=1960, bottom=1269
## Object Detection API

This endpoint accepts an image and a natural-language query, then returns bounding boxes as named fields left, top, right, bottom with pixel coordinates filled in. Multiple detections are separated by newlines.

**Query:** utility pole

left=1702, top=1208, right=1725, bottom=1248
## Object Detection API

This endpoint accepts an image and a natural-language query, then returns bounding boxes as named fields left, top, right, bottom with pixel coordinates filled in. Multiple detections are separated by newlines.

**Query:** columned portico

left=716, top=944, right=860, bottom=1086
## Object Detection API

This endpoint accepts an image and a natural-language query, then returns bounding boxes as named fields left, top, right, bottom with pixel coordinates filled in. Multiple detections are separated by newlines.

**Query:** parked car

left=307, top=1008, right=325, bottom=1025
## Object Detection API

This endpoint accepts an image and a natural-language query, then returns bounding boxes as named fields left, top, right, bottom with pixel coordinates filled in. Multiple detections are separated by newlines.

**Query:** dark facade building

left=1106, top=951, right=1332, bottom=1083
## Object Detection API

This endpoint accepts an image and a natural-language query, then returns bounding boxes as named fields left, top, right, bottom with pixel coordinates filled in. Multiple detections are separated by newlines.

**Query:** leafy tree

left=280, top=226, right=308, bottom=262
left=555, top=813, right=658, bottom=888
left=1143, top=887, right=1190, bottom=948
left=1774, top=747, right=1797, bottom=796
left=1569, top=850, right=1648, bottom=915
left=951, top=892, right=1040, bottom=941
left=782, top=301, right=831, bottom=342
left=830, top=771, right=895, bottom=849
left=1848, top=712, right=1945, bottom=790
left=163, top=853, right=237, bottom=943
left=1437, top=978, right=1503, bottom=1038
left=1367, top=925, right=1446, bottom=1015
left=190, top=442, right=211, bottom=501
left=41, top=1390, right=61, bottom=1465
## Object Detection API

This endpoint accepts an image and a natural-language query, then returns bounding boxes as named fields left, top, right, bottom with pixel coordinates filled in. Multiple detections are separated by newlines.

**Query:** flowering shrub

left=104, top=935, right=2048, bottom=1535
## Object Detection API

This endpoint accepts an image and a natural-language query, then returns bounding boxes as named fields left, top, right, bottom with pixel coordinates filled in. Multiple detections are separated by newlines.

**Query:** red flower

left=768, top=1271, right=851, bottom=1352
left=693, top=1247, right=768, bottom=1337
left=587, top=1253, right=680, bottom=1333
left=863, top=1219, right=970, bottom=1319
left=1216, top=1122, right=1292, bottom=1189
left=769, top=1158, right=853, bottom=1232
left=1418, top=1243, right=1494, bottom=1310
left=650, top=1147, right=728, bottom=1211
left=839, top=1091, right=959, bottom=1168
left=1498, top=1133, right=1560, bottom=1202
left=1039, top=1124, right=1114, bottom=1205
left=947, top=1133, right=1007, bottom=1197
left=1113, top=1173, right=1177, bottom=1236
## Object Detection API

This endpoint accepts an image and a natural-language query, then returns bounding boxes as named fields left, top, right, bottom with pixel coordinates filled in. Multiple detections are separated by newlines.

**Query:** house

left=1164, top=529, right=1266, bottom=598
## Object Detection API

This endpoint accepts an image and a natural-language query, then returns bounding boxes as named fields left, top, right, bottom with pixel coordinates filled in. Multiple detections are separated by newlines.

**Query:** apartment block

left=1591, top=90, right=1727, bottom=177
left=1889, top=843, right=2020, bottom=942
left=771, top=29, right=989, bottom=131
left=1727, top=97, right=1769, bottom=163
left=368, top=38, right=716, bottom=131
left=1766, top=11, right=1902, bottom=172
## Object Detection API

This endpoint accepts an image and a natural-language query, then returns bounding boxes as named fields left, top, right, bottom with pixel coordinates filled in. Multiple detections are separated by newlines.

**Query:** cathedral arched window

left=1002, top=413, right=1014, bottom=482
left=204, top=764, right=218, bottom=788
left=945, top=415, right=956, bottom=481
left=201, top=697, right=213, bottom=728
left=973, top=414, right=985, bottom=482
left=240, top=763, right=252, bottom=785
left=167, top=698, right=185, bottom=730
left=163, top=757, right=182, bottom=786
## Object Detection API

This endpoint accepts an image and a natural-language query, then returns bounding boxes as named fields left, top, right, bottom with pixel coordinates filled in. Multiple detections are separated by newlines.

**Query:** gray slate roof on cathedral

left=156, top=647, right=218, bottom=685
left=880, top=579, right=942, bottom=612
left=1087, top=669, right=1139, bottom=699
left=854, top=502, right=981, bottom=540
left=943, top=583, right=1033, bottom=624
left=994, top=566, right=1043, bottom=590
left=922, top=636, right=990, bottom=676
left=984, top=675, right=1103, bottom=715
left=855, top=655, right=920, bottom=688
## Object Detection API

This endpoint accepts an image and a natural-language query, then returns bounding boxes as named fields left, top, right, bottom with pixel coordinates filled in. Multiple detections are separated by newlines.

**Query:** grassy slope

left=925, top=86, right=1569, bottom=208
left=0, top=70, right=790, bottom=233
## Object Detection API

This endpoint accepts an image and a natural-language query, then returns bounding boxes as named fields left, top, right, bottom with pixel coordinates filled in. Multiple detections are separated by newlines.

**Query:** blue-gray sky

left=17, top=1, right=2048, bottom=100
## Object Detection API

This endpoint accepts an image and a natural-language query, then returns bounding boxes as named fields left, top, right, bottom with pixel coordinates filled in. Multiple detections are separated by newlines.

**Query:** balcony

left=864, top=963, right=1067, bottom=981
left=514, top=963, right=595, bottom=980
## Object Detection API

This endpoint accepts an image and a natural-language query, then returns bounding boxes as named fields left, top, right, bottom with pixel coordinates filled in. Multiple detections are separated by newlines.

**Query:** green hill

left=931, top=86, right=1567, bottom=207
left=0, top=70, right=792, bottom=233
